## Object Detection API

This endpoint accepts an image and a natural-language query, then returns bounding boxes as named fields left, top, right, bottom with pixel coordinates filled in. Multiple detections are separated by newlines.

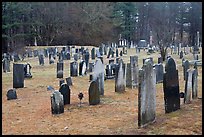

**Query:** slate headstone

left=51, top=91, right=64, bottom=114
left=57, top=62, right=63, bottom=78
left=7, top=88, right=17, bottom=100
left=70, top=61, right=78, bottom=77
left=88, top=80, right=100, bottom=105
left=13, top=64, right=24, bottom=88
left=66, top=77, right=73, bottom=86
left=59, top=83, right=70, bottom=105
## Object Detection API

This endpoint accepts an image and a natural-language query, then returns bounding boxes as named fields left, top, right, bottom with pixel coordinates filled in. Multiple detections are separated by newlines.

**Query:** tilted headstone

left=154, top=63, right=163, bottom=83
left=115, top=59, right=126, bottom=92
left=88, top=80, right=100, bottom=105
left=92, top=59, right=104, bottom=95
left=182, top=60, right=189, bottom=80
left=138, top=59, right=156, bottom=127
left=70, top=61, right=78, bottom=77
left=163, top=57, right=180, bottom=113
left=7, top=88, right=17, bottom=100
left=13, top=64, right=24, bottom=88
left=192, top=69, right=198, bottom=99
left=51, top=91, right=64, bottom=114
left=184, top=69, right=193, bottom=104
left=57, top=62, right=63, bottom=78
left=59, top=83, right=70, bottom=105
left=66, top=77, right=73, bottom=86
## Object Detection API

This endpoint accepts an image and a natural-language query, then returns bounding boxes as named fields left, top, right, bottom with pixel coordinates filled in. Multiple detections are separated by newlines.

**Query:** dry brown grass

left=2, top=46, right=202, bottom=135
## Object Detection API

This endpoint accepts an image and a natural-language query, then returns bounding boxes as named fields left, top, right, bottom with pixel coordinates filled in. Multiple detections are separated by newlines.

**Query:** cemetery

left=2, top=44, right=202, bottom=135
left=2, top=2, right=202, bottom=135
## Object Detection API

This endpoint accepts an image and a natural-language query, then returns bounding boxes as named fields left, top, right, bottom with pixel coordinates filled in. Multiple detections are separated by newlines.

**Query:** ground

left=2, top=46, right=202, bottom=135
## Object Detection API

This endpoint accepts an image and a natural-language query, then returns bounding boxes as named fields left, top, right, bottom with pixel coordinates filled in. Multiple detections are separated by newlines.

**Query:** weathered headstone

left=179, top=51, right=183, bottom=59
left=57, top=62, right=63, bottom=78
left=38, top=54, right=44, bottom=65
left=59, top=83, right=70, bottom=105
left=2, top=54, right=10, bottom=73
left=66, top=77, right=73, bottom=86
left=88, top=80, right=100, bottom=105
left=7, top=88, right=17, bottom=100
left=115, top=59, right=125, bottom=92
left=24, top=63, right=32, bottom=78
left=184, top=69, right=193, bottom=104
left=182, top=60, right=189, bottom=81
left=79, top=60, right=86, bottom=76
left=13, top=64, right=24, bottom=88
left=89, top=62, right=94, bottom=73
left=158, top=57, right=163, bottom=64
left=70, top=61, right=78, bottom=77
left=154, top=63, right=163, bottom=83
left=91, top=48, right=95, bottom=60
left=163, top=57, right=180, bottom=113
left=138, top=59, right=156, bottom=127
left=51, top=91, right=64, bottom=114
left=192, top=69, right=198, bottom=99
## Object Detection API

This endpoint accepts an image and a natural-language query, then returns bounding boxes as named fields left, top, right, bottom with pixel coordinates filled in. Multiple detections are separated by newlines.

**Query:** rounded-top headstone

left=7, top=88, right=17, bottom=100
left=59, top=83, right=70, bottom=105
left=165, top=57, right=176, bottom=72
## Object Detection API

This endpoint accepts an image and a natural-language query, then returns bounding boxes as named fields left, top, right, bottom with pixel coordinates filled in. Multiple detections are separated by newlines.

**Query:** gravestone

left=182, top=60, right=189, bottom=81
left=74, top=54, right=78, bottom=61
left=14, top=53, right=20, bottom=62
left=38, top=54, right=44, bottom=65
left=66, top=77, right=73, bottom=86
left=154, top=63, right=163, bottom=83
left=70, top=61, right=78, bottom=77
left=184, top=69, right=193, bottom=104
left=120, top=51, right=123, bottom=56
left=138, top=59, right=156, bottom=127
left=13, top=64, right=24, bottom=88
left=91, top=48, right=95, bottom=60
left=158, top=57, right=163, bottom=64
left=89, top=62, right=94, bottom=73
left=66, top=52, right=71, bottom=60
left=79, top=61, right=86, bottom=76
left=33, top=50, right=38, bottom=57
left=2, top=54, right=10, bottom=73
left=116, top=48, right=119, bottom=57
left=59, top=83, right=70, bottom=105
left=88, top=80, right=100, bottom=105
left=84, top=51, right=90, bottom=69
left=57, top=62, right=63, bottom=78
left=51, top=91, right=64, bottom=114
left=192, top=69, right=198, bottom=99
left=49, top=54, right=55, bottom=64
left=24, top=63, right=32, bottom=78
left=7, top=88, right=17, bottom=100
left=44, top=49, right=48, bottom=57
left=126, top=56, right=138, bottom=88
left=163, top=57, right=180, bottom=113
left=115, top=59, right=125, bottom=92
left=92, top=59, right=104, bottom=95
left=179, top=51, right=183, bottom=59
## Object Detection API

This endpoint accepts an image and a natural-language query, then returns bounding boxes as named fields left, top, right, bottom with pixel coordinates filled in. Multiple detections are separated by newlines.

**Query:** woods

left=2, top=2, right=202, bottom=54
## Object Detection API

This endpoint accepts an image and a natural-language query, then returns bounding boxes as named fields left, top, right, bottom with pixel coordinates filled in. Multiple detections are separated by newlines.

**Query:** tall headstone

left=138, top=59, right=156, bottom=127
left=92, top=59, right=104, bottom=95
left=184, top=69, right=194, bottom=104
left=182, top=60, right=189, bottom=81
left=70, top=61, right=78, bottom=77
left=51, top=91, right=64, bottom=114
left=57, top=62, right=63, bottom=78
left=59, top=83, right=70, bottom=105
left=163, top=57, right=180, bottom=113
left=89, top=80, right=100, bottom=105
left=192, top=69, right=198, bottom=99
left=115, top=59, right=125, bottom=92
left=13, top=64, right=24, bottom=88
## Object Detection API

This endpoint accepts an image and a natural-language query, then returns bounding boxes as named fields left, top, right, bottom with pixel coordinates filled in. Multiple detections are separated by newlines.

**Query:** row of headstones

left=138, top=57, right=198, bottom=127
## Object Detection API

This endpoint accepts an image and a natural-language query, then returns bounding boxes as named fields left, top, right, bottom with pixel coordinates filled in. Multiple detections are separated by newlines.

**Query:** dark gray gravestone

left=51, top=91, right=64, bottom=114
left=163, top=57, right=180, bottom=113
left=88, top=80, right=100, bottom=105
left=66, top=77, right=73, bottom=86
left=184, top=69, right=193, bottom=104
left=14, top=53, right=20, bottom=62
left=84, top=52, right=90, bottom=69
left=154, top=63, right=163, bottom=83
left=33, top=50, right=39, bottom=57
left=89, top=62, right=94, bottom=73
left=120, top=51, right=123, bottom=56
left=79, top=61, right=86, bottom=76
left=182, top=60, right=189, bottom=81
left=38, top=54, right=44, bottom=65
left=13, top=64, right=24, bottom=88
left=115, top=59, right=125, bottom=92
left=91, top=48, right=95, bottom=60
left=57, top=62, right=63, bottom=78
left=49, top=54, right=55, bottom=64
left=66, top=52, right=71, bottom=60
left=116, top=48, right=119, bottom=57
left=74, top=54, right=78, bottom=61
left=44, top=49, right=48, bottom=57
left=192, top=69, right=198, bottom=99
left=138, top=59, right=156, bottom=128
left=179, top=51, right=183, bottom=59
left=158, top=57, right=163, bottom=64
left=70, top=61, right=78, bottom=77
left=59, top=83, right=70, bottom=105
left=7, top=88, right=17, bottom=100
left=59, top=79, right=65, bottom=87
left=126, top=56, right=138, bottom=88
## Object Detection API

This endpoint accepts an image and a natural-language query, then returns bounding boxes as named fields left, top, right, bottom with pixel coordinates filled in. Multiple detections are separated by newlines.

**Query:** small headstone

left=59, top=83, right=70, bottom=105
left=66, top=77, right=73, bottom=86
left=51, top=91, right=64, bottom=114
left=88, top=80, right=100, bottom=105
left=154, top=63, right=163, bottom=83
left=7, top=88, right=17, bottom=100
left=38, top=54, right=44, bottom=65
left=59, top=79, right=65, bottom=87
left=57, top=62, right=64, bottom=78
left=70, top=61, right=78, bottom=77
